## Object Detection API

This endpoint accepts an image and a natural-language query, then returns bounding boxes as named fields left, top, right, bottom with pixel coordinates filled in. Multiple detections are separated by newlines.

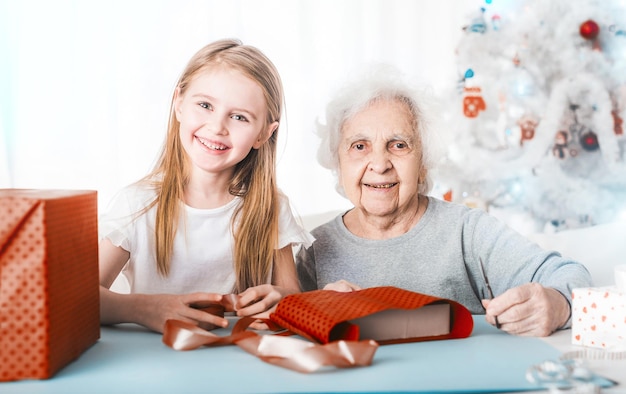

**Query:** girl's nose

left=207, top=116, right=228, bottom=135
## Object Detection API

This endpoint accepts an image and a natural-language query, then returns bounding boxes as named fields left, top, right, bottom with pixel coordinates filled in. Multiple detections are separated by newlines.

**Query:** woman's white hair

left=316, top=63, right=443, bottom=197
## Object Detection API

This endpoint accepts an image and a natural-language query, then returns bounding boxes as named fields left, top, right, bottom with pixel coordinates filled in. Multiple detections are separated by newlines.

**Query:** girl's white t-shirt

left=99, top=184, right=314, bottom=294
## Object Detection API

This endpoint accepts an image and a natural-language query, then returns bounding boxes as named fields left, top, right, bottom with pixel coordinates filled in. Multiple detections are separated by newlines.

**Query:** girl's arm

left=99, top=238, right=144, bottom=327
left=272, top=244, right=301, bottom=293
left=99, top=238, right=130, bottom=289
left=98, top=238, right=226, bottom=333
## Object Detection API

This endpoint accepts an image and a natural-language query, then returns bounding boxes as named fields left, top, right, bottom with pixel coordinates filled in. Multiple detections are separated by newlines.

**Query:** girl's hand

left=229, top=244, right=302, bottom=330
left=234, top=284, right=295, bottom=317
left=133, top=292, right=228, bottom=333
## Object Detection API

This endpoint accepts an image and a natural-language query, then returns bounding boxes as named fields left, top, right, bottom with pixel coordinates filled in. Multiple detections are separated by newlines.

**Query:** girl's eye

left=231, top=114, right=248, bottom=122
left=199, top=102, right=212, bottom=110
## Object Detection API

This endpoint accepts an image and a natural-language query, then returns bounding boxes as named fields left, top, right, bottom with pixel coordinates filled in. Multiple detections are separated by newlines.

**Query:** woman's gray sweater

left=296, top=196, right=593, bottom=327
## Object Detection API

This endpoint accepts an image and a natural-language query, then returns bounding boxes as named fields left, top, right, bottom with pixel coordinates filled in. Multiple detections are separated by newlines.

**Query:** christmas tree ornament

left=513, top=53, right=521, bottom=66
left=608, top=24, right=625, bottom=36
left=552, top=131, right=569, bottom=159
left=614, top=28, right=626, bottom=36
left=463, top=8, right=487, bottom=34
left=463, top=87, right=487, bottom=118
left=592, top=40, right=602, bottom=52
left=612, top=110, right=623, bottom=135
left=567, top=102, right=601, bottom=152
left=457, top=68, right=476, bottom=93
left=517, top=113, right=539, bottom=145
left=491, top=14, right=502, bottom=31
left=580, top=130, right=600, bottom=151
left=579, top=19, right=600, bottom=40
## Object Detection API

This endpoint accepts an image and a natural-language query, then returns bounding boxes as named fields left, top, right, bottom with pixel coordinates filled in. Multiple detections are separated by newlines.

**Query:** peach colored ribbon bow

left=162, top=316, right=379, bottom=373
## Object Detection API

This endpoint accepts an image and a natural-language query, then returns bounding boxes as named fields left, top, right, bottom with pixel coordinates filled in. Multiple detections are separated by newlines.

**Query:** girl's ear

left=252, top=121, right=279, bottom=149
left=173, top=87, right=183, bottom=121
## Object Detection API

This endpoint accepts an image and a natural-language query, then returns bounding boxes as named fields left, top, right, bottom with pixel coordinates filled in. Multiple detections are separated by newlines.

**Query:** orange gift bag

left=0, top=189, right=100, bottom=381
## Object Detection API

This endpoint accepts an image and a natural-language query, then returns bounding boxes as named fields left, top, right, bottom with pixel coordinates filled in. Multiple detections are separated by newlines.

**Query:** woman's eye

left=353, top=143, right=365, bottom=151
left=389, top=141, right=413, bottom=156
left=199, top=102, right=212, bottom=110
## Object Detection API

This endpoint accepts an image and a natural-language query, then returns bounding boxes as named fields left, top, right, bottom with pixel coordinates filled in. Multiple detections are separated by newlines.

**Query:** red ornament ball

left=580, top=19, right=600, bottom=40
left=580, top=131, right=599, bottom=151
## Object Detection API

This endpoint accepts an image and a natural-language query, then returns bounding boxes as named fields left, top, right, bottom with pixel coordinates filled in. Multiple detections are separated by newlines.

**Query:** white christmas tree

left=435, top=0, right=626, bottom=234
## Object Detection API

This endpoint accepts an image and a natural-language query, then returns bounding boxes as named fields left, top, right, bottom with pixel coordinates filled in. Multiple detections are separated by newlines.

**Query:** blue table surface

left=1, top=316, right=615, bottom=394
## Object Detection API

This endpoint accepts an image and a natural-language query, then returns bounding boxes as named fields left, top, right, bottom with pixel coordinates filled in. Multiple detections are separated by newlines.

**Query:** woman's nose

left=367, top=149, right=392, bottom=173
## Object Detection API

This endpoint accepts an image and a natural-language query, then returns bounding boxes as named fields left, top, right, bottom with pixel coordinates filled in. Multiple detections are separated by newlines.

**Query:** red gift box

left=0, top=189, right=100, bottom=381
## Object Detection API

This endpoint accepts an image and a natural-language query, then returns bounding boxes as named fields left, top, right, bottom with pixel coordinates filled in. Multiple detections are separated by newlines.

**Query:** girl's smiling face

left=175, top=66, right=276, bottom=179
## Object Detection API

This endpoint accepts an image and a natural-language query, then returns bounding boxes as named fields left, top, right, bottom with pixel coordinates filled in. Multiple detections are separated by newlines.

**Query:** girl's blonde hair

left=140, top=39, right=283, bottom=293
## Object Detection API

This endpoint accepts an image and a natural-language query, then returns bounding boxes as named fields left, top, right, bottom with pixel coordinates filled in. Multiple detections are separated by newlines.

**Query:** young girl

left=99, top=39, right=313, bottom=333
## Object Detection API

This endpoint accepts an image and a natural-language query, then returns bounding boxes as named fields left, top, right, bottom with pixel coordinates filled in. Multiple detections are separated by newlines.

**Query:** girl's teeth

left=199, top=139, right=226, bottom=150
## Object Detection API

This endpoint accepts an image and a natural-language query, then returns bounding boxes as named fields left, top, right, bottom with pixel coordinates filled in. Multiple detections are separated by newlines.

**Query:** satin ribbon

left=162, top=316, right=379, bottom=373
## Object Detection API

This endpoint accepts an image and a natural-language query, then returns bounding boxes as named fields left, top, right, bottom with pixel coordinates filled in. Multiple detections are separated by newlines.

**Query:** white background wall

left=0, top=0, right=480, bottom=218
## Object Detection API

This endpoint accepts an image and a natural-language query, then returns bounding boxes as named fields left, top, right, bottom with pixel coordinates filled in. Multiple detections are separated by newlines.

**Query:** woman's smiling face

left=338, top=98, right=424, bottom=219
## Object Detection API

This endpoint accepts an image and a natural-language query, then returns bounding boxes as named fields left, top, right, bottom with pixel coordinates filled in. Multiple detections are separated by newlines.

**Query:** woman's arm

left=468, top=210, right=591, bottom=336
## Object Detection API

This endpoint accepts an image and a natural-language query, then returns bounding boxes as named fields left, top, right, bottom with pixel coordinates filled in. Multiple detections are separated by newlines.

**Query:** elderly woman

left=296, top=65, right=592, bottom=337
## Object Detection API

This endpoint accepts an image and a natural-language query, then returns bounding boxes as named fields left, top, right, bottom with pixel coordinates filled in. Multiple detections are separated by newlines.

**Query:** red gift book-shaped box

left=270, top=286, right=474, bottom=345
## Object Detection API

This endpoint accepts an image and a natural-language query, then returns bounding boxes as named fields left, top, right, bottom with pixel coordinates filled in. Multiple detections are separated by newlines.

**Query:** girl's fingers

left=185, top=292, right=224, bottom=306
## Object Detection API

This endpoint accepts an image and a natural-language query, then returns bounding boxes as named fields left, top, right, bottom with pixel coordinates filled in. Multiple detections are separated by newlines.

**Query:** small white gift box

left=571, top=286, right=626, bottom=350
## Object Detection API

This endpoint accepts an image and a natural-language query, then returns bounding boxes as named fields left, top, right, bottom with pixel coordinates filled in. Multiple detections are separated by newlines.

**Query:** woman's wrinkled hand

left=482, top=283, right=570, bottom=337
left=323, top=279, right=362, bottom=292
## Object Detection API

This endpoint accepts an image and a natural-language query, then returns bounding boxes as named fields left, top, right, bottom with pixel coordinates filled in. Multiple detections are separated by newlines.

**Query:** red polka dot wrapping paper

left=0, top=189, right=100, bottom=381
left=571, top=286, right=626, bottom=350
